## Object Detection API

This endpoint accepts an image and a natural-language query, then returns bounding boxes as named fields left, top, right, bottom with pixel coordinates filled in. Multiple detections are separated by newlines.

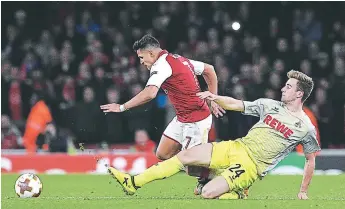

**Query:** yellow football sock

left=134, top=156, right=184, bottom=187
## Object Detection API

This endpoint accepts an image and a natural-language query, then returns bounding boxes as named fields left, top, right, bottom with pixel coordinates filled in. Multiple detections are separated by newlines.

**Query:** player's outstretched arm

left=189, top=59, right=225, bottom=117
left=201, top=63, right=218, bottom=95
left=197, top=91, right=244, bottom=112
left=100, top=86, right=158, bottom=113
left=298, top=152, right=316, bottom=200
left=202, top=64, right=226, bottom=117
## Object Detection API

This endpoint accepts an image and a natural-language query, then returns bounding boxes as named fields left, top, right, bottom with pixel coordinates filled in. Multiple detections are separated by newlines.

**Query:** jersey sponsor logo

left=163, top=88, right=168, bottom=94
left=263, top=114, right=294, bottom=139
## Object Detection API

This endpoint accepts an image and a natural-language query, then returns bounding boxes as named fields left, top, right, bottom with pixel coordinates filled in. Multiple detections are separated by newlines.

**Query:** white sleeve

left=146, top=60, right=172, bottom=88
left=189, top=59, right=205, bottom=75
left=301, top=128, right=321, bottom=154
left=242, top=98, right=274, bottom=118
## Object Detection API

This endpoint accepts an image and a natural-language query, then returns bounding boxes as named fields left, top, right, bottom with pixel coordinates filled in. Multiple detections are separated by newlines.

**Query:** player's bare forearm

left=197, top=92, right=244, bottom=112
left=201, top=65, right=226, bottom=117
left=124, top=86, right=159, bottom=110
left=202, top=64, right=218, bottom=94
left=300, top=153, right=316, bottom=192
left=214, top=95, right=244, bottom=112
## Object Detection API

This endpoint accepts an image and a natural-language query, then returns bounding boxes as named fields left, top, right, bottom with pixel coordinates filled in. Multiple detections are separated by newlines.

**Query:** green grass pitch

left=2, top=174, right=345, bottom=209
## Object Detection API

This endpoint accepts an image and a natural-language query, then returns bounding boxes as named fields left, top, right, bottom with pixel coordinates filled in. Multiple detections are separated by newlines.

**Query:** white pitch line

left=4, top=196, right=345, bottom=201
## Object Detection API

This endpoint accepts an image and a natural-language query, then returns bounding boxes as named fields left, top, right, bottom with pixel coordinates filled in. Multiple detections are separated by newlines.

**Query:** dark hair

left=132, top=34, right=160, bottom=51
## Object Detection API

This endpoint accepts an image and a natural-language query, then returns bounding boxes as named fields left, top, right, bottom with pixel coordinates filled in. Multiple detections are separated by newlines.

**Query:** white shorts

left=163, top=114, right=213, bottom=150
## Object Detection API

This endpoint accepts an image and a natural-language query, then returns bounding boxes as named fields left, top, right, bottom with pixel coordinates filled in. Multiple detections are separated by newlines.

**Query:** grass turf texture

left=2, top=174, right=345, bottom=209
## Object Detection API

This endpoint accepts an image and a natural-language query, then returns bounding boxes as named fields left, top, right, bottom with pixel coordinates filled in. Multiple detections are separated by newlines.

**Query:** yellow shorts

left=209, top=140, right=258, bottom=192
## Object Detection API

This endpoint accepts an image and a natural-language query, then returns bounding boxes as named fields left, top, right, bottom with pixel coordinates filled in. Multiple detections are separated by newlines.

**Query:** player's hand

left=100, top=103, right=121, bottom=113
left=197, top=91, right=218, bottom=101
left=297, top=191, right=308, bottom=200
left=210, top=101, right=226, bottom=118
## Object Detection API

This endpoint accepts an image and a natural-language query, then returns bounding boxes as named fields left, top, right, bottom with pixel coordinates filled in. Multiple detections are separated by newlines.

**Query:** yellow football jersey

left=238, top=98, right=321, bottom=177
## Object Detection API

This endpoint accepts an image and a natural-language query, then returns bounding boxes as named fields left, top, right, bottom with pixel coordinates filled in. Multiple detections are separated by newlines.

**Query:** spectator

left=258, top=55, right=270, bottom=74
left=268, top=71, right=282, bottom=96
left=1, top=2, right=344, bottom=149
left=300, top=59, right=312, bottom=76
left=3, top=25, right=23, bottom=65
left=23, top=98, right=53, bottom=153
left=269, top=17, right=279, bottom=39
left=238, top=63, right=252, bottom=86
left=20, top=52, right=39, bottom=80
left=76, top=10, right=100, bottom=35
left=104, top=87, right=125, bottom=144
left=47, top=47, right=62, bottom=80
left=310, top=88, right=333, bottom=147
left=83, top=40, right=109, bottom=68
left=35, top=30, right=55, bottom=67
left=56, top=15, right=83, bottom=55
left=93, top=67, right=109, bottom=104
left=187, top=27, right=199, bottom=52
left=1, top=115, right=23, bottom=149
left=57, top=41, right=78, bottom=77
left=308, top=41, right=320, bottom=60
left=291, top=31, right=307, bottom=67
left=217, top=67, right=231, bottom=96
left=14, top=10, right=28, bottom=35
left=73, top=86, right=102, bottom=144
left=314, top=52, right=330, bottom=79
left=56, top=77, right=76, bottom=130
left=2, top=67, right=33, bottom=122
left=273, top=59, right=285, bottom=74
left=297, top=9, right=322, bottom=43
left=44, top=122, right=68, bottom=153
left=329, top=57, right=345, bottom=146
left=30, top=70, right=56, bottom=101
left=227, top=84, right=256, bottom=139
left=133, top=129, right=156, bottom=153
left=75, top=63, right=92, bottom=100
left=124, top=83, right=153, bottom=140
left=207, top=28, right=220, bottom=53
left=247, top=64, right=265, bottom=100
left=274, top=38, right=290, bottom=62
left=264, top=88, right=277, bottom=100
left=223, top=35, right=240, bottom=71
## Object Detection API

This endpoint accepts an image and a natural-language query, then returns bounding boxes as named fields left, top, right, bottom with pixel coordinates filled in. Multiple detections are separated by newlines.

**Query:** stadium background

left=1, top=2, right=345, bottom=175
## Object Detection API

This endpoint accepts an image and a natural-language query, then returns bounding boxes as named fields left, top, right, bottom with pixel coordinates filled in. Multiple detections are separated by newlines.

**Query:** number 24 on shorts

left=228, top=164, right=245, bottom=180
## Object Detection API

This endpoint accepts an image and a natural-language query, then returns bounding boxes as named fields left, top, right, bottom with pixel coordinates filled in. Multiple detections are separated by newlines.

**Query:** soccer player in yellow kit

left=108, top=70, right=321, bottom=200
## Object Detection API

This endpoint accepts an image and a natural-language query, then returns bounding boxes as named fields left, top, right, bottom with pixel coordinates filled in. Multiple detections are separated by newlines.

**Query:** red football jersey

left=146, top=50, right=211, bottom=123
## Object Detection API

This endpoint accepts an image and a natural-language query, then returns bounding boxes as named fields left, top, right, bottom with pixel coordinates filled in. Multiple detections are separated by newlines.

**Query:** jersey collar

left=158, top=50, right=168, bottom=58
left=152, top=50, right=168, bottom=67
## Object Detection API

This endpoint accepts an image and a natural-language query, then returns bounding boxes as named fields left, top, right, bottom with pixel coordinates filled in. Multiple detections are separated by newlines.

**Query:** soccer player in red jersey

left=101, top=34, right=224, bottom=190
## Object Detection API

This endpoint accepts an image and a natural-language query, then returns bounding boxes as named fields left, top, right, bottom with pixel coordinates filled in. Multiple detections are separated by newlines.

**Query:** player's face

left=281, top=78, right=303, bottom=103
left=136, top=49, right=156, bottom=70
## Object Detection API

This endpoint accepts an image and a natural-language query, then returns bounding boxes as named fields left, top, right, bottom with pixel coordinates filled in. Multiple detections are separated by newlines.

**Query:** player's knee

left=176, top=150, right=195, bottom=165
left=201, top=187, right=217, bottom=199
left=155, top=151, right=172, bottom=161
left=155, top=152, right=168, bottom=161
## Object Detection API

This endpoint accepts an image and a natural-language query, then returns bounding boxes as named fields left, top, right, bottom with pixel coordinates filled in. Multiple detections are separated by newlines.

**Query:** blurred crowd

left=2, top=2, right=345, bottom=152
